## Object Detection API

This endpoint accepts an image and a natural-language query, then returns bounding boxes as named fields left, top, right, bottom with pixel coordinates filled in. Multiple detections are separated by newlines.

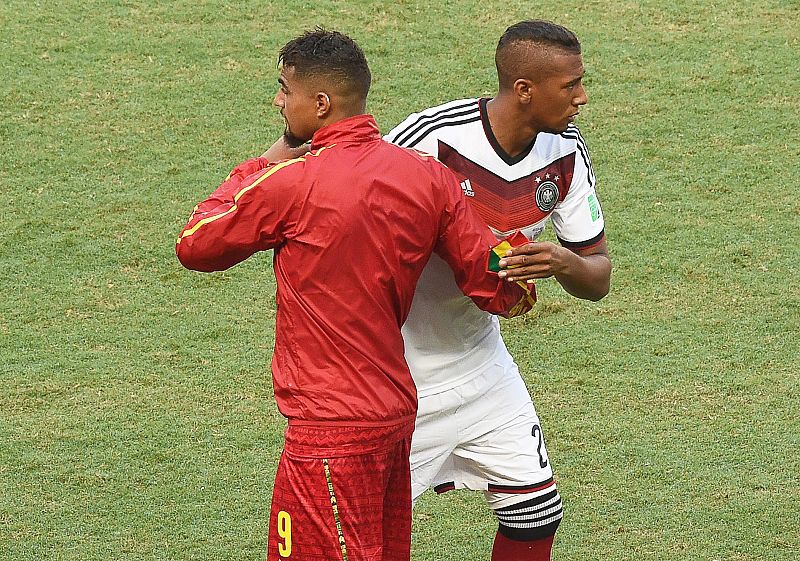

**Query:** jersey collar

left=479, top=98, right=537, bottom=166
left=310, top=114, right=382, bottom=149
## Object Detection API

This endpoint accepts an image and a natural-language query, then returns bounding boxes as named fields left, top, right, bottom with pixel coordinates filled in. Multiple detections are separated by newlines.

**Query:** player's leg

left=268, top=424, right=415, bottom=561
left=482, top=389, right=562, bottom=561
left=326, top=433, right=414, bottom=561
left=444, top=358, right=563, bottom=560
left=382, top=435, right=413, bottom=561
left=488, top=487, right=561, bottom=561
left=409, top=388, right=462, bottom=503
left=267, top=449, right=345, bottom=561
left=491, top=532, right=556, bottom=561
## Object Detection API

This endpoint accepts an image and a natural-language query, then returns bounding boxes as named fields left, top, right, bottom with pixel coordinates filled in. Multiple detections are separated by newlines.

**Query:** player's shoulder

left=382, top=140, right=443, bottom=170
left=385, top=98, right=481, bottom=147
left=405, top=97, right=480, bottom=119
left=531, top=124, right=592, bottom=162
left=384, top=142, right=461, bottom=195
left=555, top=124, right=591, bottom=151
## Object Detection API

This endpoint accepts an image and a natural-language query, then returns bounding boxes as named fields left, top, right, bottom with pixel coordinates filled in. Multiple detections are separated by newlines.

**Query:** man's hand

left=498, top=239, right=611, bottom=301
left=497, top=241, right=569, bottom=282
left=261, top=136, right=311, bottom=161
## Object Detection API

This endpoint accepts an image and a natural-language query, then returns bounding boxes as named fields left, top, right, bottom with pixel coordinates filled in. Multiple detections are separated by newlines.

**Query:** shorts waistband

left=284, top=417, right=415, bottom=458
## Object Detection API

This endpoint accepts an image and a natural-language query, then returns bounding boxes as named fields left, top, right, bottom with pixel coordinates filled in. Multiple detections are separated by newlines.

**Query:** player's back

left=266, top=117, right=449, bottom=424
left=267, top=115, right=527, bottom=426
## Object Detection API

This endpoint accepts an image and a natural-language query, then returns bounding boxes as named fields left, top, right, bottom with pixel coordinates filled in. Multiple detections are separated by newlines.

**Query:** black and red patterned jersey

left=385, top=98, right=605, bottom=396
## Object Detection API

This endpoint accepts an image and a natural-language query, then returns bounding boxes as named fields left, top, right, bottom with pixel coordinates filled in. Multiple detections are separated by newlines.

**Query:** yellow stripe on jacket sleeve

left=177, top=144, right=334, bottom=244
left=177, top=156, right=304, bottom=244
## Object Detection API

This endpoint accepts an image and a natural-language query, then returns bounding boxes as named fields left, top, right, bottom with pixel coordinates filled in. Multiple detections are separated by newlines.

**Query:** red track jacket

left=177, top=115, right=533, bottom=426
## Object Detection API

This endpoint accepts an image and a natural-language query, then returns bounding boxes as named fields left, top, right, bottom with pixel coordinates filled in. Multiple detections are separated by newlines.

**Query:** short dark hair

left=279, top=28, right=371, bottom=99
left=495, top=20, right=581, bottom=88
left=498, top=20, right=581, bottom=54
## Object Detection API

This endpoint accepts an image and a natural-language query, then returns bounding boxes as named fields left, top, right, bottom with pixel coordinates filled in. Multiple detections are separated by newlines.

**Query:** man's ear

left=315, top=92, right=331, bottom=117
left=513, top=79, right=535, bottom=105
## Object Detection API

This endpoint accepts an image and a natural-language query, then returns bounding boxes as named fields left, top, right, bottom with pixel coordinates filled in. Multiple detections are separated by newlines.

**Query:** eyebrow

left=567, top=72, right=585, bottom=85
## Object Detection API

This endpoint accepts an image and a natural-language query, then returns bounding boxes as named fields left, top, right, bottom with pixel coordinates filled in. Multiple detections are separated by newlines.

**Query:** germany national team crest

left=535, top=181, right=559, bottom=212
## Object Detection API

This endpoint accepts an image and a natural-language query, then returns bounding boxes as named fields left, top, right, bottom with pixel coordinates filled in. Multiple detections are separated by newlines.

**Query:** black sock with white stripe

left=494, top=489, right=563, bottom=541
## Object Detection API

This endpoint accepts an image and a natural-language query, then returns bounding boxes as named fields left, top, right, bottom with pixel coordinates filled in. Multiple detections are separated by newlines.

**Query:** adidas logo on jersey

left=460, top=178, right=475, bottom=197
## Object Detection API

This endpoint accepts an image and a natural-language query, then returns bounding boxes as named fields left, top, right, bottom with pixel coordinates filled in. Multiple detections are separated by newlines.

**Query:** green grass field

left=2, top=1, right=798, bottom=560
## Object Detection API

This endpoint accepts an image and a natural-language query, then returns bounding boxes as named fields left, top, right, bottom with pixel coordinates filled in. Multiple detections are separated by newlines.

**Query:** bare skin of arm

left=260, top=136, right=311, bottom=161
left=498, top=239, right=611, bottom=302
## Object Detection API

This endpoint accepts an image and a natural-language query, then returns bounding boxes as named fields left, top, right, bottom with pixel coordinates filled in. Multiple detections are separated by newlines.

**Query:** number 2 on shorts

left=531, top=424, right=549, bottom=469
left=277, top=510, right=292, bottom=557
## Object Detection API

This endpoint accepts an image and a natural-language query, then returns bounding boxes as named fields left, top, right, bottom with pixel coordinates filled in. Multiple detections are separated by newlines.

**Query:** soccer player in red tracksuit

left=175, top=30, right=535, bottom=561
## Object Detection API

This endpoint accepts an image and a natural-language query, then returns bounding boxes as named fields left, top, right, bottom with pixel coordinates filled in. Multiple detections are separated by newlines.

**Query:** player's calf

left=491, top=489, right=563, bottom=561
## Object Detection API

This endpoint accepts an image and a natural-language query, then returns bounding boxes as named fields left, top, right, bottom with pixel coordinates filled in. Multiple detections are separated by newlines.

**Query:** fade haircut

left=279, top=28, right=371, bottom=100
left=495, top=20, right=581, bottom=90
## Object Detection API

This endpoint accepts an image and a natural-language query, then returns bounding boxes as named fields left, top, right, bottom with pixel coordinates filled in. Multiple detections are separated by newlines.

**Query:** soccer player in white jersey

left=384, top=20, right=612, bottom=561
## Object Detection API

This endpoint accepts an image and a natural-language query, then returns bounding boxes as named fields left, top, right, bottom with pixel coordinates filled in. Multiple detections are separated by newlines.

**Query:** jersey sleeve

left=383, top=112, right=416, bottom=145
left=384, top=111, right=442, bottom=155
left=430, top=162, right=535, bottom=318
left=175, top=156, right=303, bottom=272
left=550, top=130, right=606, bottom=249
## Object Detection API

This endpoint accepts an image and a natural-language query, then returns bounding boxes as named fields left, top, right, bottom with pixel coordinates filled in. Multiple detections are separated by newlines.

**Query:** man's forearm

left=554, top=251, right=611, bottom=301
left=498, top=239, right=611, bottom=301
left=176, top=157, right=280, bottom=272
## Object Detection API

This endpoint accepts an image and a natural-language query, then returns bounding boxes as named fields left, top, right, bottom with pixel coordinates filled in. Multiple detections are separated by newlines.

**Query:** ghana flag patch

left=488, top=231, right=530, bottom=273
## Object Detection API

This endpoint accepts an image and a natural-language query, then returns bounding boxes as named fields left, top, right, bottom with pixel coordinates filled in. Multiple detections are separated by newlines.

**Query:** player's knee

left=494, top=489, right=563, bottom=541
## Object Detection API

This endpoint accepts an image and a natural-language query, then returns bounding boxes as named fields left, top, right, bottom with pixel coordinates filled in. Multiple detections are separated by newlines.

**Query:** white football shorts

left=410, top=352, right=555, bottom=510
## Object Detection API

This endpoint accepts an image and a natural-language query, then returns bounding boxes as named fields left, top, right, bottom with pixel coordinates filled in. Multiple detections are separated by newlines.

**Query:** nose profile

left=575, top=84, right=588, bottom=106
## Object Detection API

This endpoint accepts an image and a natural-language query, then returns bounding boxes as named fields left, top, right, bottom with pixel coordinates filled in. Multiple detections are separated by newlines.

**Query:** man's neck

left=486, top=96, right=539, bottom=158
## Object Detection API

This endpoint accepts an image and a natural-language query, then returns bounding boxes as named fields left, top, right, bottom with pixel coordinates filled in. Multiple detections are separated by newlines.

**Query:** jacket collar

left=310, top=114, right=381, bottom=149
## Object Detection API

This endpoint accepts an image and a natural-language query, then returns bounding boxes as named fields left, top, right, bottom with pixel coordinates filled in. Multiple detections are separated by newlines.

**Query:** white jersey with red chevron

left=386, top=97, right=605, bottom=396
